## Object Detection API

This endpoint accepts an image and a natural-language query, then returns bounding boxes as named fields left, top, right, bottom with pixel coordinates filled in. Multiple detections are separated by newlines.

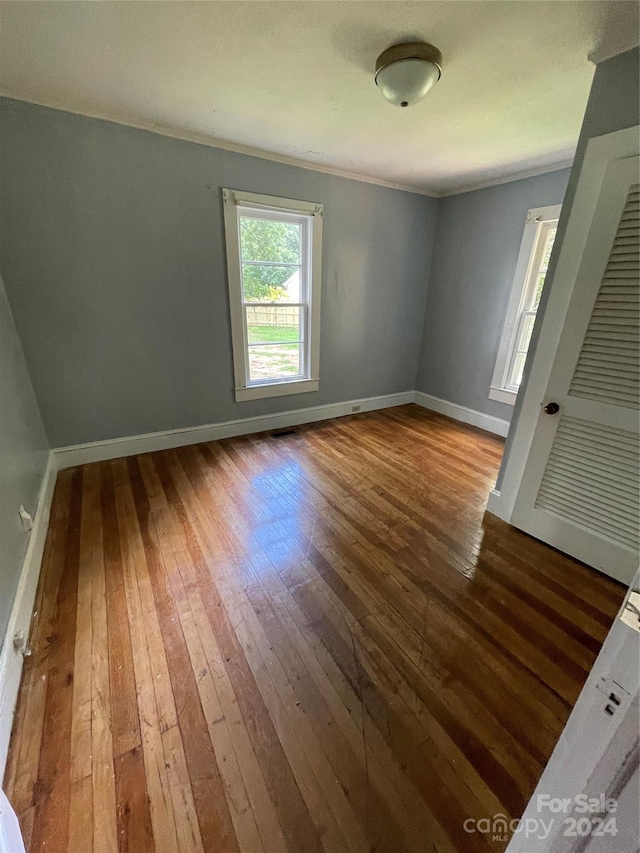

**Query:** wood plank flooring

left=4, top=404, right=626, bottom=852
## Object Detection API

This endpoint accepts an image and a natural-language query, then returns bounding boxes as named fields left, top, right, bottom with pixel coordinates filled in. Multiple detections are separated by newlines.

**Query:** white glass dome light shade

left=375, top=58, right=440, bottom=107
left=375, top=42, right=443, bottom=108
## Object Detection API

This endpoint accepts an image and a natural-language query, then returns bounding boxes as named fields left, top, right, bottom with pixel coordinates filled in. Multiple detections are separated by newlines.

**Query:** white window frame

left=489, top=204, right=561, bottom=406
left=223, top=189, right=323, bottom=402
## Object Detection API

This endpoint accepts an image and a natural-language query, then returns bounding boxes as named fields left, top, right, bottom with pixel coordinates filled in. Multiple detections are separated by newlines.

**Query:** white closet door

left=512, top=156, right=639, bottom=585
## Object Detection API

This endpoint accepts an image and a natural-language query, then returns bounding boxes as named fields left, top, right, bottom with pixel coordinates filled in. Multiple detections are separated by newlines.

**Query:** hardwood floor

left=4, top=404, right=625, bottom=853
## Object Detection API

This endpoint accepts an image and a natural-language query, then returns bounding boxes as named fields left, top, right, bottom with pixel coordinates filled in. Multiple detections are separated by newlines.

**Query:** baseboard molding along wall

left=0, top=452, right=58, bottom=777
left=53, top=391, right=511, bottom=469
left=413, top=392, right=510, bottom=438
left=54, top=390, right=510, bottom=470
left=53, top=391, right=416, bottom=468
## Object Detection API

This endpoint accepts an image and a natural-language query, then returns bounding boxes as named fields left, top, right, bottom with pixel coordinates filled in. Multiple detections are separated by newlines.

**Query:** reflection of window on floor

left=223, top=189, right=323, bottom=402
left=490, top=205, right=561, bottom=406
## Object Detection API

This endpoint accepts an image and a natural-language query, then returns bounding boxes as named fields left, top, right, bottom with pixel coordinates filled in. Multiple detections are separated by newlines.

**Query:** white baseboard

left=0, top=452, right=58, bottom=777
left=54, top=390, right=512, bottom=469
left=53, top=391, right=415, bottom=469
left=413, top=391, right=511, bottom=438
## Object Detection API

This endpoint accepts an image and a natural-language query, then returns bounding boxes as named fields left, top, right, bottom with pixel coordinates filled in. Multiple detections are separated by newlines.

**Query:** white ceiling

left=0, top=1, right=637, bottom=195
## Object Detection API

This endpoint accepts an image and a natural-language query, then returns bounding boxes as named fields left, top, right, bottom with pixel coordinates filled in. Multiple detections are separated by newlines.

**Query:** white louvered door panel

left=569, top=183, right=639, bottom=408
left=512, top=156, right=639, bottom=584
left=535, top=417, right=639, bottom=551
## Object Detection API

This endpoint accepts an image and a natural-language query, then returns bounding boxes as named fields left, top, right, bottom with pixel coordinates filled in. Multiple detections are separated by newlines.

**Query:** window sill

left=235, top=378, right=319, bottom=402
left=489, top=386, right=518, bottom=406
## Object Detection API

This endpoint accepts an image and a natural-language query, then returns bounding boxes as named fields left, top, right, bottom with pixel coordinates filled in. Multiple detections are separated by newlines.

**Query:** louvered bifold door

left=512, top=156, right=640, bottom=584
left=570, top=183, right=639, bottom=408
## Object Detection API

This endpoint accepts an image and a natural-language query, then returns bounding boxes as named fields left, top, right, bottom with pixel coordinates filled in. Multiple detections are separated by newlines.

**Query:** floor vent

left=271, top=428, right=297, bottom=438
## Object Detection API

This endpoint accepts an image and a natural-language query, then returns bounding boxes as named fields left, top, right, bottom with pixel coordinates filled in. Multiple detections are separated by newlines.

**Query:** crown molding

left=0, top=94, right=577, bottom=200
left=440, top=158, right=575, bottom=198
left=0, top=93, right=439, bottom=197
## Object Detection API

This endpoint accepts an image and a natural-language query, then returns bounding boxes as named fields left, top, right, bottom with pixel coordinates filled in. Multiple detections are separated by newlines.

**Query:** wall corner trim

left=413, top=392, right=510, bottom=438
left=0, top=451, right=58, bottom=777
left=486, top=488, right=510, bottom=521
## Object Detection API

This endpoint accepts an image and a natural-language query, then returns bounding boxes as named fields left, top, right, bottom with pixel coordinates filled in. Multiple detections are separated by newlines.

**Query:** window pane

left=507, top=311, right=536, bottom=388
left=246, top=306, right=301, bottom=345
left=242, top=263, right=301, bottom=303
left=240, top=217, right=301, bottom=264
left=509, top=351, right=528, bottom=390
left=249, top=344, right=301, bottom=381
left=531, top=226, right=557, bottom=311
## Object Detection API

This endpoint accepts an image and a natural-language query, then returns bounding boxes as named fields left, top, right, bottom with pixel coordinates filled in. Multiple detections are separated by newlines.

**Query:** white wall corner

left=587, top=12, right=640, bottom=66
left=0, top=451, right=58, bottom=777
left=413, top=391, right=511, bottom=438
left=486, top=488, right=512, bottom=521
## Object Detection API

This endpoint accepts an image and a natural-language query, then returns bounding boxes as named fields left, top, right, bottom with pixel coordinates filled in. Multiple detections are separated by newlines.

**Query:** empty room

left=0, top=2, right=639, bottom=851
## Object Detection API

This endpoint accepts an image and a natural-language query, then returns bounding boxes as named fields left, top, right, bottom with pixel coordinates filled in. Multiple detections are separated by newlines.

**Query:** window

left=489, top=205, right=561, bottom=405
left=223, top=189, right=323, bottom=402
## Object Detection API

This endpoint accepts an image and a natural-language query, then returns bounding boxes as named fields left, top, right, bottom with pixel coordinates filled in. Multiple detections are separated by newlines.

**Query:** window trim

left=489, top=204, right=561, bottom=406
left=223, top=189, right=323, bottom=402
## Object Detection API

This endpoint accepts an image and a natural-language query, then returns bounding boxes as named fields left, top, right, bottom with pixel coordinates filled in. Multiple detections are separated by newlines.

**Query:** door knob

left=544, top=402, right=560, bottom=415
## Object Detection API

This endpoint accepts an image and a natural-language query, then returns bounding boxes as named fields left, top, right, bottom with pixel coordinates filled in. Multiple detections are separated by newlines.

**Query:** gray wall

left=497, top=46, right=640, bottom=487
left=415, top=168, right=571, bottom=422
left=0, top=98, right=437, bottom=447
left=0, top=276, right=49, bottom=647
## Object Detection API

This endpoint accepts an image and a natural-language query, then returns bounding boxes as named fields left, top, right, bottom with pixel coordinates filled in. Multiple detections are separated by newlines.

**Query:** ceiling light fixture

left=375, top=42, right=443, bottom=108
